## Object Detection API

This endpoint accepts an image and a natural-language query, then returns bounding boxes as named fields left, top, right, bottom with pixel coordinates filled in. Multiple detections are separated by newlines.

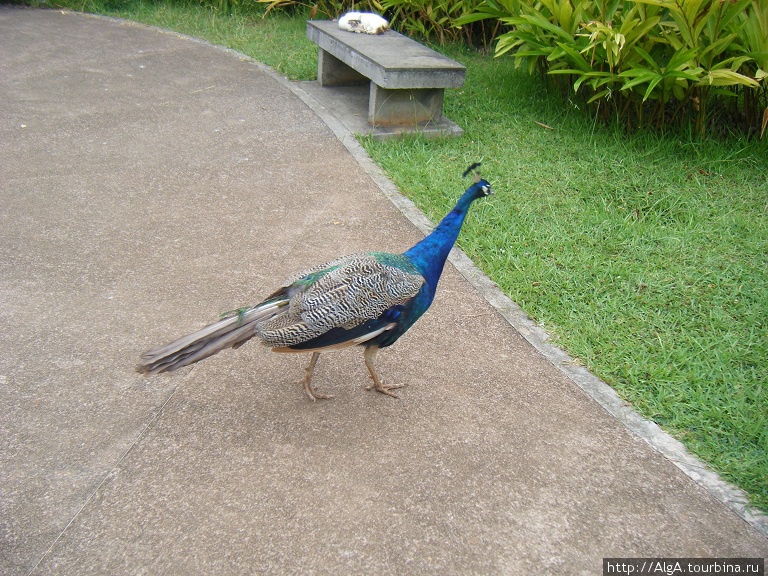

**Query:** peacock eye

left=482, top=185, right=491, bottom=195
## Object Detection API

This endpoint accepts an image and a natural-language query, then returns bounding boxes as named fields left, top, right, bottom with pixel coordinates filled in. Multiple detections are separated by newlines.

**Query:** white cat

left=338, top=12, right=389, bottom=35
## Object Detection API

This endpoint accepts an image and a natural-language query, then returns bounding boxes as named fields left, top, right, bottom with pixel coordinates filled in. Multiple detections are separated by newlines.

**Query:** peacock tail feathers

left=136, top=299, right=284, bottom=375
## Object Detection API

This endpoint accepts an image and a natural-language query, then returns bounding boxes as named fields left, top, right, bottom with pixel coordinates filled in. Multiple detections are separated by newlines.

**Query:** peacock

left=136, top=164, right=492, bottom=400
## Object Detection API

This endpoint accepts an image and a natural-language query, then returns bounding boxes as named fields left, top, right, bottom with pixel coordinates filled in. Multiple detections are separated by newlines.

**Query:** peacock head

left=463, top=162, right=493, bottom=198
left=473, top=179, right=493, bottom=197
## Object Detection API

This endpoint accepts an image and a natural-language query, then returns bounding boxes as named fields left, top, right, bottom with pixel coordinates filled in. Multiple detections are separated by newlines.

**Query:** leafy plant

left=459, top=0, right=767, bottom=136
left=639, top=0, right=759, bottom=134
left=737, top=0, right=768, bottom=136
left=379, top=0, right=500, bottom=45
left=256, top=0, right=374, bottom=19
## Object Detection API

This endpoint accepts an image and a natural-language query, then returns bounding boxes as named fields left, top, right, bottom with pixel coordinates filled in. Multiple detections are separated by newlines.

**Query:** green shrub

left=738, top=0, right=768, bottom=135
left=257, top=0, right=500, bottom=46
left=458, top=0, right=768, bottom=137
left=378, top=0, right=501, bottom=45
left=256, top=0, right=376, bottom=19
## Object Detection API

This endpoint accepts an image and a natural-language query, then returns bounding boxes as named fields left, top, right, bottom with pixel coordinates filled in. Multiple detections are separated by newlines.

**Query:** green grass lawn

left=34, top=0, right=768, bottom=512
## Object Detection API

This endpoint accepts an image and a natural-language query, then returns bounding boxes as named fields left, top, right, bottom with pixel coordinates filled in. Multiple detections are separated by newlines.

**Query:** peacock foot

left=362, top=346, right=403, bottom=398
left=302, top=381, right=333, bottom=401
left=365, top=381, right=405, bottom=398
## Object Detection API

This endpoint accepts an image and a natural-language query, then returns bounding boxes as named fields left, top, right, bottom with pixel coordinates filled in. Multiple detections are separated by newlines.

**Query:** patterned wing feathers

left=257, top=253, right=423, bottom=348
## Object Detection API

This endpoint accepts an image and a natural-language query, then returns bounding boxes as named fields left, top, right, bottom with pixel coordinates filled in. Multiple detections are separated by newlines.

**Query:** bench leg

left=369, top=84, right=444, bottom=126
left=317, top=48, right=368, bottom=87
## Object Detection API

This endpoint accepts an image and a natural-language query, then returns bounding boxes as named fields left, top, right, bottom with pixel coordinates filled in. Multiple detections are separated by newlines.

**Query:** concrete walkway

left=1, top=8, right=766, bottom=575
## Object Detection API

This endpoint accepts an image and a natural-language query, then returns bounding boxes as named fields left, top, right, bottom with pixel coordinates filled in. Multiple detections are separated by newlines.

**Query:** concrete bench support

left=306, top=20, right=466, bottom=138
left=318, top=49, right=367, bottom=87
left=370, top=84, right=444, bottom=126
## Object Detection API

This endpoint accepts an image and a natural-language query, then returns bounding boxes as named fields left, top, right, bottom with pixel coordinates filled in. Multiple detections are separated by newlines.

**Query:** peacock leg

left=363, top=346, right=404, bottom=398
left=299, top=352, right=333, bottom=401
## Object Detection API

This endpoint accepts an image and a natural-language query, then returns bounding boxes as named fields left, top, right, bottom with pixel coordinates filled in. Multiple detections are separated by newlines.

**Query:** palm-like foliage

left=458, top=0, right=767, bottom=136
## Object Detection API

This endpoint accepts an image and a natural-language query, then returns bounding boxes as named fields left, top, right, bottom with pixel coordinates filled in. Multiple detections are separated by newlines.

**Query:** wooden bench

left=306, top=20, right=466, bottom=136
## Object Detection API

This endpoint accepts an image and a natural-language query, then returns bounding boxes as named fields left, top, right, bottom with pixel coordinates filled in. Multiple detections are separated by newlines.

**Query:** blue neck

left=404, top=183, right=485, bottom=290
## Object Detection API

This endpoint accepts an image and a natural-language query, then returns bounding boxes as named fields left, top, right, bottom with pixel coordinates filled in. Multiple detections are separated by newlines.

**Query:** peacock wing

left=257, top=252, right=424, bottom=349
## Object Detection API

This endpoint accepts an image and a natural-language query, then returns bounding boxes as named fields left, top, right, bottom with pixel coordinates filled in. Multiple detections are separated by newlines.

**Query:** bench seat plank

left=306, top=20, right=466, bottom=90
